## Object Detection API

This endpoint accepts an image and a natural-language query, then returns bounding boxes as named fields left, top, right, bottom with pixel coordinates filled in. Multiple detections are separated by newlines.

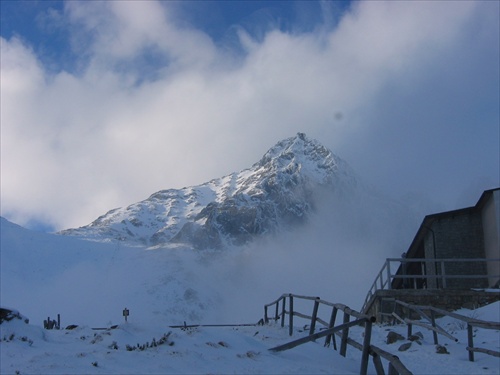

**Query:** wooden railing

left=392, top=300, right=500, bottom=362
left=362, top=258, right=500, bottom=313
left=264, top=293, right=412, bottom=375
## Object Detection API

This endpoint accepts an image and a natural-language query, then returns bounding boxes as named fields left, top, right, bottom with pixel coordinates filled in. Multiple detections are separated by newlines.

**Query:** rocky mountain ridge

left=60, top=133, right=359, bottom=249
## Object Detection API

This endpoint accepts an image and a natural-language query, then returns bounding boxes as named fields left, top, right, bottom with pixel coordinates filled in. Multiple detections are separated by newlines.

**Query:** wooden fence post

left=372, top=354, right=384, bottom=375
left=275, top=300, right=279, bottom=321
left=264, top=305, right=269, bottom=324
left=468, top=324, right=474, bottom=362
left=360, top=318, right=373, bottom=375
left=406, top=306, right=412, bottom=338
left=430, top=310, right=438, bottom=345
left=386, top=260, right=392, bottom=290
left=288, top=294, right=294, bottom=336
left=309, top=298, right=320, bottom=336
left=339, top=311, right=350, bottom=357
left=281, top=296, right=286, bottom=327
left=324, top=307, right=338, bottom=349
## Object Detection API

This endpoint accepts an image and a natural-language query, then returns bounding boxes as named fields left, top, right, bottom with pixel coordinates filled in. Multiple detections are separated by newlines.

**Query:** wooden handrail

left=408, top=304, right=500, bottom=329
left=390, top=274, right=500, bottom=279
left=386, top=258, right=500, bottom=262
left=466, top=346, right=500, bottom=358
left=269, top=318, right=366, bottom=352
left=263, top=294, right=400, bottom=375
left=362, top=258, right=500, bottom=313
left=369, top=345, right=413, bottom=375
left=393, top=300, right=500, bottom=362
left=332, top=333, right=413, bottom=375
left=264, top=295, right=285, bottom=308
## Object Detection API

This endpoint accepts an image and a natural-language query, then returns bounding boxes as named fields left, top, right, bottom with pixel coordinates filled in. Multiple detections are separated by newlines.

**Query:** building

left=363, top=188, right=500, bottom=318
left=394, top=187, right=499, bottom=290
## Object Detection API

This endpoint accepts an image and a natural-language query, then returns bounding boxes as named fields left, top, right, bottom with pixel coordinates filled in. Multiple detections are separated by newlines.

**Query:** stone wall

left=424, top=210, right=487, bottom=289
left=365, top=289, right=500, bottom=322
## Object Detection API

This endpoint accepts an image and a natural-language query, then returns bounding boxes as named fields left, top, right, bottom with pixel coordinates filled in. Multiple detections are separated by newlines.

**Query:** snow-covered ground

left=1, top=217, right=499, bottom=374
left=1, top=302, right=499, bottom=374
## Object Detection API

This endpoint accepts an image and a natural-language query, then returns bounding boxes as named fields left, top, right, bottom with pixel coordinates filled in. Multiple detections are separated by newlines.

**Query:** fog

left=194, top=188, right=419, bottom=322
left=2, top=183, right=419, bottom=328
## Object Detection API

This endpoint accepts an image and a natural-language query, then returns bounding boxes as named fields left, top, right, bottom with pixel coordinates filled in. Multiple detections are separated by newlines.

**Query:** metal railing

left=362, top=258, right=500, bottom=312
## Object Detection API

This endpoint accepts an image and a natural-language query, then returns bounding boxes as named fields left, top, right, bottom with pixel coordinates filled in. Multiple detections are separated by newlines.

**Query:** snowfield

left=1, top=302, right=499, bottom=374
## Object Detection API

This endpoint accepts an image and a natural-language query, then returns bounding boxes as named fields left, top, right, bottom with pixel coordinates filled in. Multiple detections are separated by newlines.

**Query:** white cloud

left=1, top=0, right=498, bottom=230
left=64, top=1, right=218, bottom=74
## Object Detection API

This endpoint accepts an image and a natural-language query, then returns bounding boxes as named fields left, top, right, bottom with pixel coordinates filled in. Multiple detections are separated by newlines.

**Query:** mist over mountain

left=1, top=132, right=420, bottom=331
left=61, top=133, right=414, bottom=251
left=1, top=202, right=496, bottom=375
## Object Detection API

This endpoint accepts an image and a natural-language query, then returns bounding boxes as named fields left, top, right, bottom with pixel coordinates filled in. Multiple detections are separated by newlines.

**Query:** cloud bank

left=1, top=0, right=498, bottom=231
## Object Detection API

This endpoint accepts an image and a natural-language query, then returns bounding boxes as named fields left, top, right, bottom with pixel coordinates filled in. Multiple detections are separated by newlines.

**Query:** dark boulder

left=0, top=307, right=29, bottom=324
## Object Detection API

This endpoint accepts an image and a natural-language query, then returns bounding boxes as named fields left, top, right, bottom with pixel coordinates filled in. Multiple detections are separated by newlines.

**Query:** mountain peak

left=258, top=132, right=325, bottom=163
left=61, top=134, right=358, bottom=249
left=256, top=132, right=352, bottom=187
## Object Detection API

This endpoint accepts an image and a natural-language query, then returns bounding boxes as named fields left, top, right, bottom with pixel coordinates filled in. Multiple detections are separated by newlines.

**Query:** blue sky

left=1, top=1, right=350, bottom=75
left=1, top=0, right=499, bottom=232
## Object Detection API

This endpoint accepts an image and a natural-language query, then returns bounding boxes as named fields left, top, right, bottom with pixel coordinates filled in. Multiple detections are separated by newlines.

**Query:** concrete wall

left=482, top=190, right=500, bottom=287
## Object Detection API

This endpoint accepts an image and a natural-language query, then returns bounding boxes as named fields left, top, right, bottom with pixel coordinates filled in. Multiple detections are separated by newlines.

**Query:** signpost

left=123, top=308, right=129, bottom=323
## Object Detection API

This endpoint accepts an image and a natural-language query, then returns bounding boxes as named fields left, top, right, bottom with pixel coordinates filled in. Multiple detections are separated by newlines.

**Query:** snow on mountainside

left=0, top=216, right=223, bottom=327
left=60, top=133, right=359, bottom=248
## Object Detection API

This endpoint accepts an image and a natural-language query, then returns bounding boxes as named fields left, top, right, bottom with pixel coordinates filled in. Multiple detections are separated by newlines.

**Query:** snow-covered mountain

left=61, top=133, right=360, bottom=249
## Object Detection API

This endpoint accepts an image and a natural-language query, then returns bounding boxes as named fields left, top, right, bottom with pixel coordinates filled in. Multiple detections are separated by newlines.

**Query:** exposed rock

left=408, top=331, right=424, bottom=342
left=0, top=308, right=29, bottom=324
left=386, top=331, right=405, bottom=344
left=398, top=342, right=412, bottom=352
left=436, top=345, right=449, bottom=354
